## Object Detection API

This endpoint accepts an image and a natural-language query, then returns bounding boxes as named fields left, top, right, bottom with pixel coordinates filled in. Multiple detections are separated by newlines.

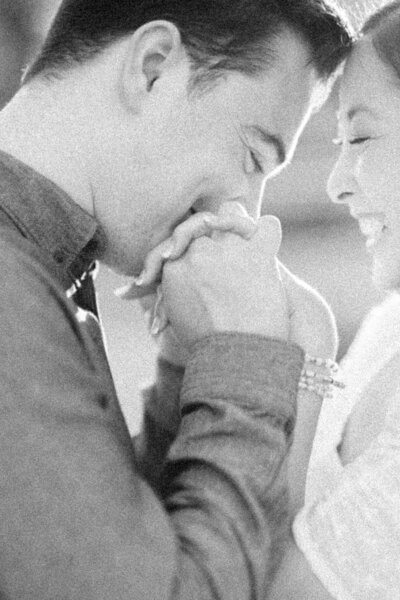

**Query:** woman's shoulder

left=342, top=292, right=400, bottom=382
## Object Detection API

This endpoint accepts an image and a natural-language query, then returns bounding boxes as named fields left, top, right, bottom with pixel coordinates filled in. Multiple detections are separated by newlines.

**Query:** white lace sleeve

left=293, top=392, right=400, bottom=600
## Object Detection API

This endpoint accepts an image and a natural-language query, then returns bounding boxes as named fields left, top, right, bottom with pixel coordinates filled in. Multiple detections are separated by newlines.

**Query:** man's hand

left=161, top=210, right=289, bottom=348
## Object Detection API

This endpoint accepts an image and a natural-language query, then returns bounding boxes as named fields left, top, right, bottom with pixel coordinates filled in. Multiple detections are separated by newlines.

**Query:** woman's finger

left=205, top=214, right=257, bottom=241
left=119, top=205, right=257, bottom=291
left=166, top=212, right=216, bottom=259
left=129, top=212, right=215, bottom=287
left=132, top=237, right=175, bottom=288
left=169, top=210, right=256, bottom=258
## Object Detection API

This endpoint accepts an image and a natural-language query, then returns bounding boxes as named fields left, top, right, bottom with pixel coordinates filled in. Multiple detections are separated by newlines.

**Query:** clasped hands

left=117, top=202, right=338, bottom=364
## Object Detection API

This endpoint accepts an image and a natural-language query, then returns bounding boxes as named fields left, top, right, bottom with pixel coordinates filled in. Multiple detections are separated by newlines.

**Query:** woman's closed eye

left=332, top=136, right=371, bottom=147
left=349, top=136, right=371, bottom=145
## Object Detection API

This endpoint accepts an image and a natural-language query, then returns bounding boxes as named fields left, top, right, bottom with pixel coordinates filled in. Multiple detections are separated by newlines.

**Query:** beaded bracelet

left=298, top=354, right=345, bottom=399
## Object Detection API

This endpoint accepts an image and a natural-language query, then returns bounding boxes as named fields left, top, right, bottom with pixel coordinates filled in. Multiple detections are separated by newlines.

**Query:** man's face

left=100, top=29, right=319, bottom=276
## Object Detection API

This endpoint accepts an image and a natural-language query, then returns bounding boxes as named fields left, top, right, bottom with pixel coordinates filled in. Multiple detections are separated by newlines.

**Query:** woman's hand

left=278, top=261, right=338, bottom=511
left=117, top=203, right=257, bottom=300
left=279, top=261, right=338, bottom=361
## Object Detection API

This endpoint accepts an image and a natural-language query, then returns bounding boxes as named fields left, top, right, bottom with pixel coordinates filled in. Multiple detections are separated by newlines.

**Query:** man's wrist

left=182, top=332, right=304, bottom=438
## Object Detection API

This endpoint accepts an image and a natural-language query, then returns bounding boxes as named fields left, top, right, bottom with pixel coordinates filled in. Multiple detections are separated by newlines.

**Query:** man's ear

left=120, top=20, right=186, bottom=112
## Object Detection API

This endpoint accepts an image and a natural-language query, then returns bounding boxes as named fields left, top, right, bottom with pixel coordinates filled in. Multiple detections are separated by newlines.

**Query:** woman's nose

left=327, top=153, right=355, bottom=204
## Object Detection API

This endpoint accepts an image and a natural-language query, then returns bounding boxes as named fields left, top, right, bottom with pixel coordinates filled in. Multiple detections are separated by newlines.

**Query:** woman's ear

left=120, top=20, right=185, bottom=112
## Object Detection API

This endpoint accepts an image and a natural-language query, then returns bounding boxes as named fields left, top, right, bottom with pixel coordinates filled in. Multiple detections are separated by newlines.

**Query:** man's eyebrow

left=249, top=125, right=287, bottom=165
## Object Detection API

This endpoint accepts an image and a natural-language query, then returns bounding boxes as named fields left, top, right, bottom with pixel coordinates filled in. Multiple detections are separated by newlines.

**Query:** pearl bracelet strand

left=298, top=354, right=345, bottom=399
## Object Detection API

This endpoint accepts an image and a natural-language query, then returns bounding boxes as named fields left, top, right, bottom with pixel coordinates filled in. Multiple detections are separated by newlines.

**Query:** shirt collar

left=0, top=150, right=106, bottom=290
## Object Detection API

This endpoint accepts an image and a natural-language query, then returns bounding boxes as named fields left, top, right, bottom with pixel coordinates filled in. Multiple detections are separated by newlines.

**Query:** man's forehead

left=252, top=65, right=319, bottom=141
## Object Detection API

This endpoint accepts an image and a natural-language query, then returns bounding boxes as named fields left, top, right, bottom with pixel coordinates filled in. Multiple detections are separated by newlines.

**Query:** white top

left=293, top=293, right=400, bottom=600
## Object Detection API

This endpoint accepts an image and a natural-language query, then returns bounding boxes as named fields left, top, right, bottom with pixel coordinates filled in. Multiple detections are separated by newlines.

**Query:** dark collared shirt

left=0, top=150, right=104, bottom=313
left=0, top=150, right=303, bottom=600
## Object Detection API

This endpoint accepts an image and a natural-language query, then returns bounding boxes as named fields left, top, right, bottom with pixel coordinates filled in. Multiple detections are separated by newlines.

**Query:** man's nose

left=327, top=153, right=356, bottom=205
left=225, top=172, right=265, bottom=218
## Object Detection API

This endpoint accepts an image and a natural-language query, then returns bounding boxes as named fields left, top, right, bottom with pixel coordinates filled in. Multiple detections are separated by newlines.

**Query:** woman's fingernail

left=150, top=317, right=161, bottom=336
left=135, top=274, right=144, bottom=286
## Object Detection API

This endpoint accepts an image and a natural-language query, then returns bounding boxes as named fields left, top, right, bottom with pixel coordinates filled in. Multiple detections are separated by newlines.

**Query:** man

left=0, top=1, right=351, bottom=598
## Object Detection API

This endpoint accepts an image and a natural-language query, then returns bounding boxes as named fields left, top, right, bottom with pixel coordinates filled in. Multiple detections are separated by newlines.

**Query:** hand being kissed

left=117, top=201, right=337, bottom=366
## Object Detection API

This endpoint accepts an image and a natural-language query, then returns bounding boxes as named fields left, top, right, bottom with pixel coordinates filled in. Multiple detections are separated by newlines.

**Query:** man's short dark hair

left=25, top=0, right=354, bottom=86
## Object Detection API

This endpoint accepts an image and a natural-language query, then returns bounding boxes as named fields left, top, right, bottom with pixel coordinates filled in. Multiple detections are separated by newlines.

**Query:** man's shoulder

left=0, top=225, right=73, bottom=326
left=0, top=224, right=96, bottom=376
left=0, top=224, right=61, bottom=286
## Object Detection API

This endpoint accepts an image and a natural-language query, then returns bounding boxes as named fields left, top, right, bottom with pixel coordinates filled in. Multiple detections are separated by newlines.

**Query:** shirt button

left=98, top=395, right=108, bottom=409
left=54, top=249, right=65, bottom=264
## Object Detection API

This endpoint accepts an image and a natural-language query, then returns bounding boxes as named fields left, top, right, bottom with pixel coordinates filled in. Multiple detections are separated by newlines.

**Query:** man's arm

left=134, top=357, right=184, bottom=491
left=0, top=238, right=302, bottom=599
left=163, top=333, right=303, bottom=598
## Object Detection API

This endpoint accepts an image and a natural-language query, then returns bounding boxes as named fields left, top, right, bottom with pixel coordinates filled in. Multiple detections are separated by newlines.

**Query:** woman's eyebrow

left=339, top=104, right=379, bottom=121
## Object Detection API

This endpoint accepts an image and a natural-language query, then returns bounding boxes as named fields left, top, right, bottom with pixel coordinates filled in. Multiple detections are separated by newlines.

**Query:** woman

left=268, top=2, right=400, bottom=598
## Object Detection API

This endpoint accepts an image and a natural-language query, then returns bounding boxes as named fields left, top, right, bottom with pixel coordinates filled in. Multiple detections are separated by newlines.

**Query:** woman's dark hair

left=24, top=0, right=353, bottom=85
left=362, top=1, right=400, bottom=83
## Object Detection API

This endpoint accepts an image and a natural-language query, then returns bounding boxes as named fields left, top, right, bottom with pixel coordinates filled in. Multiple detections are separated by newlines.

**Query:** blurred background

left=0, top=0, right=390, bottom=432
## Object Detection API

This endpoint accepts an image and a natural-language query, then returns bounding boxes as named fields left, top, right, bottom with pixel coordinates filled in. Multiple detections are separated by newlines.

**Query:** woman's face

left=328, top=38, right=400, bottom=290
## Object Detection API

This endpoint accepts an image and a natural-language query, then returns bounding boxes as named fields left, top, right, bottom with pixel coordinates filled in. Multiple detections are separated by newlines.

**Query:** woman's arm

left=286, top=387, right=326, bottom=512
left=268, top=391, right=400, bottom=600
left=266, top=265, right=340, bottom=598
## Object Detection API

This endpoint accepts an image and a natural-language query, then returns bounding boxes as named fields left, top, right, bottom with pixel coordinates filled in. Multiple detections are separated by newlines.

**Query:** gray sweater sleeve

left=138, top=333, right=303, bottom=598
